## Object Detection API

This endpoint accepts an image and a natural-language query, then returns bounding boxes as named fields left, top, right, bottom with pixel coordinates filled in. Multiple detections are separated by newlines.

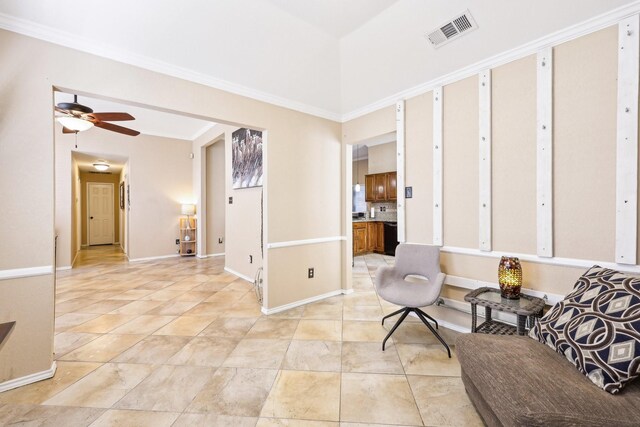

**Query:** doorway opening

left=349, top=131, right=399, bottom=260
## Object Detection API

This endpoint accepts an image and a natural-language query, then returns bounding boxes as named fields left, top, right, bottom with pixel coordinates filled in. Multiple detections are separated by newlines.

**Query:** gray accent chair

left=374, top=243, right=450, bottom=357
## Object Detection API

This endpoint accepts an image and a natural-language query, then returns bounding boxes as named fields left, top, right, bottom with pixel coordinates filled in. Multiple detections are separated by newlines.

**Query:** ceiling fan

left=55, top=95, right=140, bottom=136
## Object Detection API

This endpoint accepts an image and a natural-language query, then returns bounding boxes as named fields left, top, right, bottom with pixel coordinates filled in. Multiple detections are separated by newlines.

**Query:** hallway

left=0, top=252, right=478, bottom=426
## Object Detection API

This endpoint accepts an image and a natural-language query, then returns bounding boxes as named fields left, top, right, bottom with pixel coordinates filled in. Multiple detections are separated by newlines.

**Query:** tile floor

left=0, top=246, right=482, bottom=426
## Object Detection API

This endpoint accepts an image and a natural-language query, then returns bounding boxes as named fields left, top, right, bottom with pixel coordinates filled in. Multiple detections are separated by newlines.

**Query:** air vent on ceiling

left=89, top=171, right=112, bottom=174
left=426, top=10, right=478, bottom=49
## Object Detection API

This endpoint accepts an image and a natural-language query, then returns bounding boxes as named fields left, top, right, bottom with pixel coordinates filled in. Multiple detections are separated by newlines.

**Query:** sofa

left=457, top=329, right=640, bottom=427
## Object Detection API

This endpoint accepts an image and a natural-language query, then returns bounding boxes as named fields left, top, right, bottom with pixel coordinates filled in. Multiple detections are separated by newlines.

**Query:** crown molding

left=341, top=0, right=640, bottom=122
left=2, top=2, right=639, bottom=125
left=0, top=13, right=342, bottom=123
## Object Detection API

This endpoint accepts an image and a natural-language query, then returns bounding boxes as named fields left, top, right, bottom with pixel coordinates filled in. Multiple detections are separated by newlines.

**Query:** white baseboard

left=196, top=253, right=225, bottom=259
left=55, top=266, right=71, bottom=271
left=128, top=254, right=180, bottom=263
left=223, top=267, right=254, bottom=283
left=261, top=288, right=353, bottom=315
left=0, top=361, right=57, bottom=393
left=0, top=265, right=53, bottom=281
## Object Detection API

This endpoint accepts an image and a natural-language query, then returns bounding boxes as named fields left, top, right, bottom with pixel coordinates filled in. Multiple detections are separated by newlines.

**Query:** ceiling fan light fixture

left=93, top=161, right=110, bottom=171
left=57, top=116, right=94, bottom=132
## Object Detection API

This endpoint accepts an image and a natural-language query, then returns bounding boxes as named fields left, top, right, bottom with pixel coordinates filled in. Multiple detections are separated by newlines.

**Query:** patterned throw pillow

left=529, top=265, right=640, bottom=394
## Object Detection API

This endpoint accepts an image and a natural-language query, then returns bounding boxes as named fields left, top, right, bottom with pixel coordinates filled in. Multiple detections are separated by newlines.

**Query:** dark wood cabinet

left=353, top=222, right=367, bottom=255
left=365, top=171, right=397, bottom=202
left=353, top=221, right=385, bottom=256
left=367, top=222, right=377, bottom=251
left=374, top=174, right=387, bottom=201
left=375, top=222, right=384, bottom=253
left=365, top=174, right=376, bottom=202
left=387, top=172, right=397, bottom=201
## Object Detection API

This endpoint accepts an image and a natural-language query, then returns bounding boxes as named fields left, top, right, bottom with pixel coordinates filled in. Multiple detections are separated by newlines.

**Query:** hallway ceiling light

left=56, top=116, right=94, bottom=132
left=93, top=161, right=110, bottom=171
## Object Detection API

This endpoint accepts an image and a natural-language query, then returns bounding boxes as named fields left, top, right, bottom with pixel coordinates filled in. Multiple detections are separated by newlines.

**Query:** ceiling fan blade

left=89, top=112, right=135, bottom=122
left=94, top=121, right=140, bottom=136
left=55, top=106, right=71, bottom=115
left=62, top=127, right=77, bottom=134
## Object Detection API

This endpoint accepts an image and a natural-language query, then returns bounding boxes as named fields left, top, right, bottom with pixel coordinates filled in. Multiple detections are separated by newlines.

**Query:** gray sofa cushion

left=529, top=266, right=640, bottom=394
left=456, top=334, right=640, bottom=427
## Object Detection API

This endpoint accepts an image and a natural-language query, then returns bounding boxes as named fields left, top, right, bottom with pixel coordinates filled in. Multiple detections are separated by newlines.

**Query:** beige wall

left=206, top=139, right=226, bottom=256
left=405, top=92, right=433, bottom=244
left=443, top=75, right=479, bottom=249
left=79, top=172, right=120, bottom=246
left=193, top=125, right=263, bottom=281
left=492, top=55, right=537, bottom=255
left=71, top=158, right=81, bottom=265
left=342, top=25, right=634, bottom=329
left=2, top=28, right=343, bottom=384
left=55, top=129, right=193, bottom=266
left=367, top=142, right=397, bottom=174
left=554, top=27, right=618, bottom=262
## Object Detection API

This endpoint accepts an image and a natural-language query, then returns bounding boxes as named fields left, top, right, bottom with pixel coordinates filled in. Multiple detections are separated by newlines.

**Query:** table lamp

left=181, top=204, right=196, bottom=229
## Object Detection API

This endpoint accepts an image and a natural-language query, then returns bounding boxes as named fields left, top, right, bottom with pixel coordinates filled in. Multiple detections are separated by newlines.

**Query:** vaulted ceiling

left=0, top=0, right=635, bottom=120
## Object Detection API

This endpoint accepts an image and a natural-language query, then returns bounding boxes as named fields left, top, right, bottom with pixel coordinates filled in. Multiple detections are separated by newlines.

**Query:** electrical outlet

left=308, top=268, right=314, bottom=279
left=218, top=237, right=223, bottom=244
left=175, top=238, right=180, bottom=245
left=229, top=197, right=233, bottom=204
left=249, top=255, right=253, bottom=264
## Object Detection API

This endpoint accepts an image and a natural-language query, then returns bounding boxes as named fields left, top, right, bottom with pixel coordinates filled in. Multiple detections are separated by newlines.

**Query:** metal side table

left=464, top=287, right=545, bottom=335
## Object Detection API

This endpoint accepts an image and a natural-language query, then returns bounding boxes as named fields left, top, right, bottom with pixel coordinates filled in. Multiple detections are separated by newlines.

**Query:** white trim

left=615, top=15, right=639, bottom=264
left=262, top=131, right=269, bottom=310
left=223, top=266, right=253, bottom=283
left=432, top=87, right=443, bottom=246
left=342, top=1, right=640, bottom=122
left=198, top=252, right=225, bottom=259
left=261, top=288, right=352, bottom=315
left=0, top=13, right=340, bottom=123
left=128, top=254, right=180, bottom=263
left=444, top=275, right=564, bottom=306
left=536, top=47, right=554, bottom=258
left=266, top=236, right=346, bottom=249
left=0, top=265, right=53, bottom=281
left=0, top=362, right=57, bottom=393
left=439, top=245, right=640, bottom=274
left=396, top=100, right=406, bottom=242
left=56, top=266, right=72, bottom=271
left=478, top=70, right=492, bottom=252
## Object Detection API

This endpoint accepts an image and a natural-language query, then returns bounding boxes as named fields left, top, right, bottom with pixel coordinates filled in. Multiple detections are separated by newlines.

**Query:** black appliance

left=383, top=222, right=398, bottom=256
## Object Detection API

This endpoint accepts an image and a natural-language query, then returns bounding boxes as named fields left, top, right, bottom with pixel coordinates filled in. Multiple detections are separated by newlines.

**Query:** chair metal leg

left=382, top=308, right=410, bottom=351
left=415, top=308, right=439, bottom=330
left=381, top=307, right=406, bottom=326
left=414, top=309, right=451, bottom=358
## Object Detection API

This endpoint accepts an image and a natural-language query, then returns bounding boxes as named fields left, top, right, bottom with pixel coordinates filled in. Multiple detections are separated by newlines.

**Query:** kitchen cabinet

left=375, top=222, right=384, bottom=253
left=353, top=221, right=384, bottom=255
left=374, top=174, right=387, bottom=201
left=387, top=172, right=397, bottom=201
left=367, top=222, right=377, bottom=251
left=353, top=222, right=367, bottom=255
left=365, top=171, right=397, bottom=202
left=365, top=174, right=376, bottom=202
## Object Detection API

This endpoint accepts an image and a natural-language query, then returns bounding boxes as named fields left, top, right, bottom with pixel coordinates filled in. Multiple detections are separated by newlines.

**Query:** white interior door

left=88, top=183, right=114, bottom=245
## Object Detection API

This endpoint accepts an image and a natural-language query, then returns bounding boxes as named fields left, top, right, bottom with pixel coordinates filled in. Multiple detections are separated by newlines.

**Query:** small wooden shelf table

left=464, top=287, right=545, bottom=336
